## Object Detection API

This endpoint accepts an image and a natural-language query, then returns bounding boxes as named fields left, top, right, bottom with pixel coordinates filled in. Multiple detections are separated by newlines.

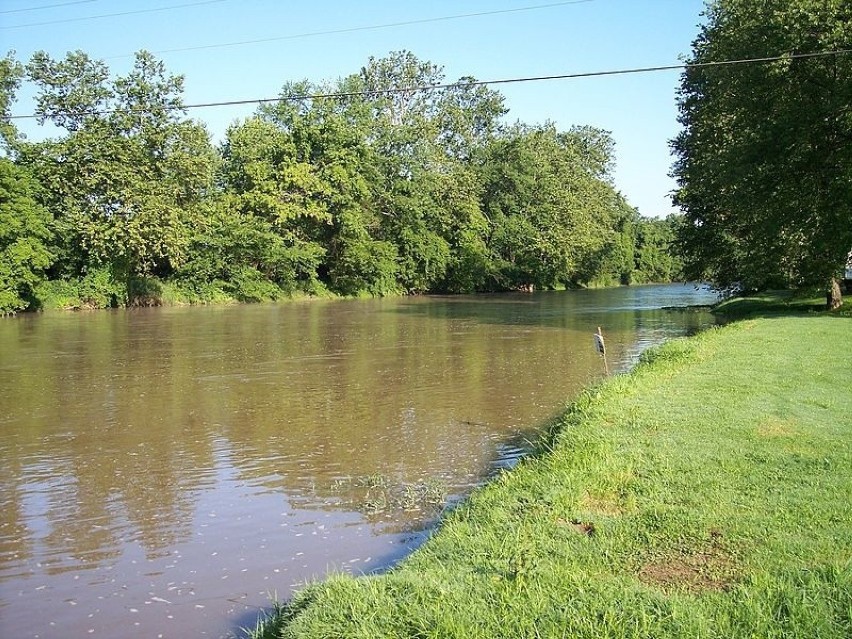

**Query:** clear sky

left=2, top=0, right=708, bottom=217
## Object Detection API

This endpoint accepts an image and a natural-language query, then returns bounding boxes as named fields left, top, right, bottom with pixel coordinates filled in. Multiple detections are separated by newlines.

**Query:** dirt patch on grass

left=557, top=518, right=596, bottom=536
left=570, top=520, right=596, bottom=536
left=756, top=417, right=797, bottom=438
left=639, top=555, right=729, bottom=592
left=580, top=492, right=624, bottom=516
left=639, top=532, right=736, bottom=592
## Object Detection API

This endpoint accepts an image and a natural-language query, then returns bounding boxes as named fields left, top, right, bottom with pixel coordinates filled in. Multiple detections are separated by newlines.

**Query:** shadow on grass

left=712, top=290, right=851, bottom=320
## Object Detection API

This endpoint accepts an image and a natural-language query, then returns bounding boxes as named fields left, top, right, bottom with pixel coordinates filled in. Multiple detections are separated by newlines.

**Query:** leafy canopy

left=672, top=0, right=852, bottom=293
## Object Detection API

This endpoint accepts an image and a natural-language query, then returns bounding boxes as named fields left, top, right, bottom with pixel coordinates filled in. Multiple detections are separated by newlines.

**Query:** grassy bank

left=713, top=289, right=852, bottom=319
left=253, top=309, right=851, bottom=638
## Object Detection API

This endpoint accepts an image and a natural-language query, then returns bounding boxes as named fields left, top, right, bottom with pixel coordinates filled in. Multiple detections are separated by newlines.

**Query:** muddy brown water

left=0, top=284, right=718, bottom=638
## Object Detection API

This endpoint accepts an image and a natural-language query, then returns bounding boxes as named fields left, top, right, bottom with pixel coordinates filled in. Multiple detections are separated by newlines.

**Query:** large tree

left=249, top=77, right=401, bottom=296
left=224, top=52, right=508, bottom=296
left=672, top=0, right=852, bottom=306
left=21, top=50, right=217, bottom=294
left=0, top=55, right=53, bottom=314
left=0, top=53, right=24, bottom=152
left=480, top=123, right=622, bottom=290
left=355, top=52, right=506, bottom=294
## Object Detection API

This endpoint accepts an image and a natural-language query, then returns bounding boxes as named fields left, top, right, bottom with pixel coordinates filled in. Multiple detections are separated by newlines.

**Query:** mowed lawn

left=255, top=313, right=852, bottom=638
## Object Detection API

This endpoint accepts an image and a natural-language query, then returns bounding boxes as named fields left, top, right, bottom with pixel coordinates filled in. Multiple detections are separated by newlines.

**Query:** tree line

left=1, top=50, right=682, bottom=315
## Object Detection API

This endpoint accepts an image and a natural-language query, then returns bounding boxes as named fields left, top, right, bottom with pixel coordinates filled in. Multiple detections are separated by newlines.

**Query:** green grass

left=252, top=309, right=852, bottom=639
left=713, top=288, right=852, bottom=318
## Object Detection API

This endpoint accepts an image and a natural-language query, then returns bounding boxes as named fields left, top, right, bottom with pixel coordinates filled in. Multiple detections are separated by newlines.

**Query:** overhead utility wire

left=9, top=49, right=851, bottom=121
left=107, top=0, right=594, bottom=59
left=0, top=0, right=97, bottom=15
left=0, top=0, right=225, bottom=29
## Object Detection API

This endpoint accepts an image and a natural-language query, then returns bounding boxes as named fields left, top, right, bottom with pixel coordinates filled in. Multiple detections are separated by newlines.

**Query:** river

left=0, top=284, right=718, bottom=638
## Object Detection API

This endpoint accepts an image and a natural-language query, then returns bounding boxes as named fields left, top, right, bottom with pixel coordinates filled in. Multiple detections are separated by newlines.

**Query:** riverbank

left=252, top=305, right=852, bottom=637
left=26, top=276, right=690, bottom=314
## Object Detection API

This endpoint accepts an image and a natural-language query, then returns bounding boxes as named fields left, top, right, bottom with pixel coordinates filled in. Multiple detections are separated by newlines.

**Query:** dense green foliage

left=1, top=49, right=682, bottom=314
left=252, top=313, right=852, bottom=638
left=0, top=159, right=53, bottom=314
left=672, top=0, right=852, bottom=296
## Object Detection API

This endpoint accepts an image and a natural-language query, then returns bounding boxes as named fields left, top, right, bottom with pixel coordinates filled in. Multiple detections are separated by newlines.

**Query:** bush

left=35, top=268, right=124, bottom=310
left=224, top=267, right=284, bottom=303
left=127, top=276, right=163, bottom=307
left=159, top=280, right=236, bottom=306
left=34, top=279, right=83, bottom=310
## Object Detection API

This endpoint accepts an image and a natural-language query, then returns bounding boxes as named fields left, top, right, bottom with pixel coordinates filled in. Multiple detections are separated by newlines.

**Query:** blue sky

left=2, top=0, right=708, bottom=217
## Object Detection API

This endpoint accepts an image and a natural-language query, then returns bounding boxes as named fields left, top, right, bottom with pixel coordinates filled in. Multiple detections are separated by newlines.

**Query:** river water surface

left=0, top=284, right=718, bottom=638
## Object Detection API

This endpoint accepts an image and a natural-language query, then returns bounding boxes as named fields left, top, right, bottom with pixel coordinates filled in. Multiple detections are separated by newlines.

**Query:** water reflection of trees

left=214, top=297, right=647, bottom=498
left=0, top=312, right=215, bottom=576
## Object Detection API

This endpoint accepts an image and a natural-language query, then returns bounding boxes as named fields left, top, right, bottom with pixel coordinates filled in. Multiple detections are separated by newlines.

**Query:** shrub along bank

left=253, top=307, right=852, bottom=638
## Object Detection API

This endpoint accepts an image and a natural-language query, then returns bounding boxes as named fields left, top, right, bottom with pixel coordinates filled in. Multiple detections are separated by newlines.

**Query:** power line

left=9, top=49, right=851, bottom=121
left=0, top=0, right=225, bottom=29
left=0, top=0, right=97, bottom=15
left=102, top=0, right=595, bottom=59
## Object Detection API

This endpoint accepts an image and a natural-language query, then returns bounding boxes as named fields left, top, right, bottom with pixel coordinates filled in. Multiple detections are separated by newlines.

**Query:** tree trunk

left=827, top=278, right=842, bottom=310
